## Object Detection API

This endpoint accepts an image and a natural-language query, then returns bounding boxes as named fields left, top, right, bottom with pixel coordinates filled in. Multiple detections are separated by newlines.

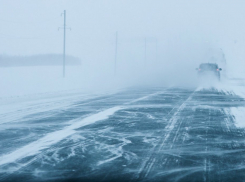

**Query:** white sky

left=0, top=0, right=245, bottom=77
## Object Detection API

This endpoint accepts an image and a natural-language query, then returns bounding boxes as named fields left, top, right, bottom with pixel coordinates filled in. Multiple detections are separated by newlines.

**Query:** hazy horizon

left=1, top=0, right=245, bottom=97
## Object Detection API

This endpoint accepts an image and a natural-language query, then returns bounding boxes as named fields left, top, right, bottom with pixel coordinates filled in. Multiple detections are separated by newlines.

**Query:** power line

left=114, top=31, right=118, bottom=76
left=0, top=17, right=60, bottom=25
left=0, top=32, right=58, bottom=40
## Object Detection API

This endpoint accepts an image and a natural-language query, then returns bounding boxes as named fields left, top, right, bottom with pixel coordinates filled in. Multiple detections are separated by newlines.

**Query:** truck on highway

left=196, top=63, right=222, bottom=81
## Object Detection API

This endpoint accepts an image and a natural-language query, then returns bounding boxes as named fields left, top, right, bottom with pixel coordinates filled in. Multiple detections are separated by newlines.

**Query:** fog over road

left=1, top=83, right=245, bottom=182
left=1, top=1, right=245, bottom=181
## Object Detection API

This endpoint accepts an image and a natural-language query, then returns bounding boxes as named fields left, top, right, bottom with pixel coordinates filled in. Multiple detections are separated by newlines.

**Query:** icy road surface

left=1, top=86, right=245, bottom=182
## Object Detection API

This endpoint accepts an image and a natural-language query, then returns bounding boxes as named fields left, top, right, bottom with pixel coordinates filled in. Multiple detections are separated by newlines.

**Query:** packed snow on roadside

left=0, top=65, right=123, bottom=98
left=223, top=78, right=245, bottom=128
left=230, top=107, right=245, bottom=128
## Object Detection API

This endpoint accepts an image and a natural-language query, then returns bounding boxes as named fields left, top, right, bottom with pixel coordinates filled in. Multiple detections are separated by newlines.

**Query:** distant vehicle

left=196, top=63, right=222, bottom=81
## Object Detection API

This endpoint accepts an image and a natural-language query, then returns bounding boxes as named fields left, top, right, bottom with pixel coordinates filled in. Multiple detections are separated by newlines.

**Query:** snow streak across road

left=1, top=86, right=245, bottom=182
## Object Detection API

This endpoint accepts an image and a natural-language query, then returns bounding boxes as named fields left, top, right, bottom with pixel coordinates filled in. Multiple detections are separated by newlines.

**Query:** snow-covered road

left=1, top=84, right=245, bottom=182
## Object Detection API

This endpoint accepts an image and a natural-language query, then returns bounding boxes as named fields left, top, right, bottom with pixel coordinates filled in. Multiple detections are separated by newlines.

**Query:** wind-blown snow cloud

left=0, top=0, right=245, bottom=96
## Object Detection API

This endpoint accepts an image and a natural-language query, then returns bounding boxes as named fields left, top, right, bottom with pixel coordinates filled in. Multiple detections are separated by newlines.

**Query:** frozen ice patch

left=0, top=106, right=122, bottom=168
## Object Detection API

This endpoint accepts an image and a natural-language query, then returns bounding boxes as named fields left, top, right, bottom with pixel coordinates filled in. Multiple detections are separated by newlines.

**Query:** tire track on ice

left=135, top=89, right=196, bottom=181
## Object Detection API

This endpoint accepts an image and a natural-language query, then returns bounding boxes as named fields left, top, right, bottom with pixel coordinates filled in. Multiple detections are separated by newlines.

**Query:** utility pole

left=145, top=37, right=147, bottom=66
left=156, top=38, right=158, bottom=62
left=114, top=31, right=118, bottom=76
left=63, top=10, right=66, bottom=78
left=59, top=10, right=70, bottom=78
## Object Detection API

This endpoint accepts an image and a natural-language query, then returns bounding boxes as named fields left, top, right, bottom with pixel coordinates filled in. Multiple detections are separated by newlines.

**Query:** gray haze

left=1, top=0, right=245, bottom=96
